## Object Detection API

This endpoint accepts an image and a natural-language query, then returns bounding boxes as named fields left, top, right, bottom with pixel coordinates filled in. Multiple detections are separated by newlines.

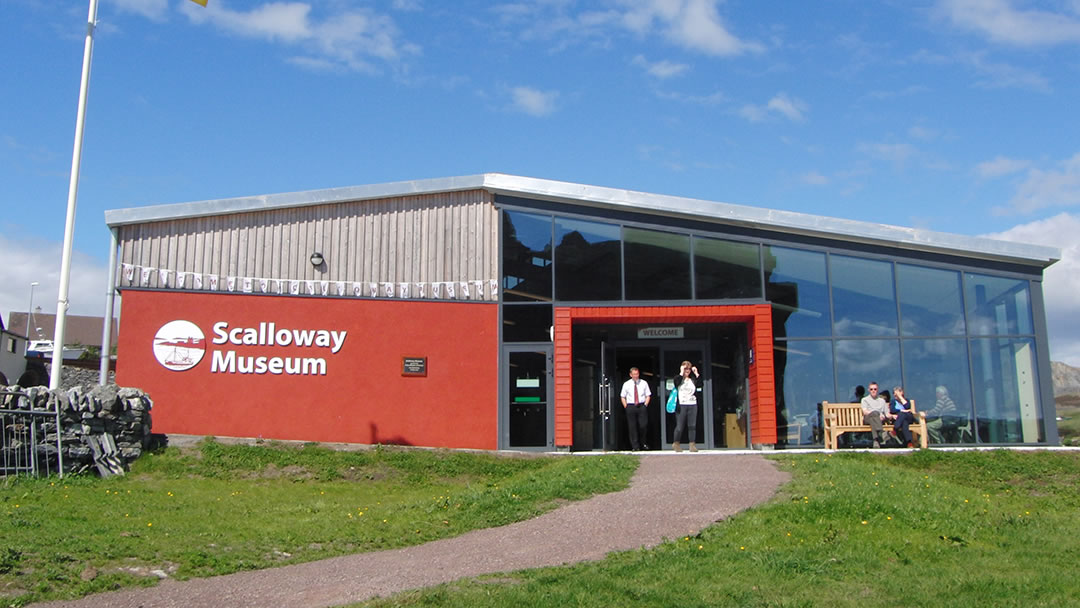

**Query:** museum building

left=103, top=174, right=1061, bottom=451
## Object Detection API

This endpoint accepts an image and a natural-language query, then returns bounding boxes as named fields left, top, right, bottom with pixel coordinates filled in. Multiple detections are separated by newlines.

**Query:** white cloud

left=631, top=54, right=689, bottom=78
left=392, top=0, right=423, bottom=11
left=0, top=231, right=111, bottom=335
left=511, top=86, right=559, bottom=116
left=984, top=213, right=1080, bottom=366
left=1000, top=152, right=1080, bottom=213
left=908, top=125, right=938, bottom=140
left=620, top=0, right=763, bottom=56
left=975, top=155, right=1030, bottom=178
left=800, top=171, right=829, bottom=186
left=766, top=93, right=807, bottom=121
left=857, top=142, right=917, bottom=165
left=655, top=89, right=725, bottom=105
left=937, top=0, right=1080, bottom=46
left=179, top=1, right=417, bottom=72
left=739, top=93, right=807, bottom=123
left=112, top=0, right=169, bottom=22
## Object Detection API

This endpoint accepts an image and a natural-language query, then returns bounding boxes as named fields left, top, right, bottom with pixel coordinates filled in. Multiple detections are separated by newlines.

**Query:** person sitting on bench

left=860, top=382, right=892, bottom=448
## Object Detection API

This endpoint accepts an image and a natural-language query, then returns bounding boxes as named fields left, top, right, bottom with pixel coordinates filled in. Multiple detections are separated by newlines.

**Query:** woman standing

left=671, top=360, right=701, bottom=452
left=891, top=386, right=916, bottom=448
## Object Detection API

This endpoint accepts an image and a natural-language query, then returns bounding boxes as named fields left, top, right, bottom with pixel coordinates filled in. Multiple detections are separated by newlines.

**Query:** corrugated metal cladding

left=115, top=189, right=499, bottom=298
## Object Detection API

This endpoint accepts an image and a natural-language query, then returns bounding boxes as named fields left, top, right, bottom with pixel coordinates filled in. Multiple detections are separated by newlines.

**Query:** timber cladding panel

left=115, top=189, right=498, bottom=295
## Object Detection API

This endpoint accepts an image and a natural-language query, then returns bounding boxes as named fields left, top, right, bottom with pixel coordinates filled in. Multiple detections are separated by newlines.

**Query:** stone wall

left=1, top=384, right=151, bottom=476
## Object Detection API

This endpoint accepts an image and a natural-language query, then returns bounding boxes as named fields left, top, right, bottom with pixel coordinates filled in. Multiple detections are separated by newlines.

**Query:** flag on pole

left=189, top=0, right=208, bottom=6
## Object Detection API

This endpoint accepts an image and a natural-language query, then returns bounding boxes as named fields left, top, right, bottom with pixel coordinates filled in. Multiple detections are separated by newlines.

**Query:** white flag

left=446, top=282, right=456, bottom=299
left=140, top=267, right=152, bottom=286
left=352, top=282, right=363, bottom=297
left=430, top=282, right=441, bottom=299
left=227, top=276, right=237, bottom=292
left=473, top=280, right=484, bottom=298
left=383, top=282, right=394, bottom=298
left=193, top=274, right=204, bottom=290
left=177, top=272, right=187, bottom=289
left=490, top=279, right=498, bottom=297
left=208, top=275, right=219, bottom=290
left=259, top=278, right=268, bottom=293
left=242, top=277, right=253, bottom=293
left=398, top=282, right=410, bottom=298
left=369, top=282, right=379, bottom=297
left=336, top=281, right=346, bottom=296
left=416, top=283, right=425, bottom=298
left=159, top=269, right=170, bottom=287
left=290, top=280, right=300, bottom=295
left=274, top=279, right=283, bottom=294
left=319, top=281, right=329, bottom=295
left=123, top=263, right=134, bottom=282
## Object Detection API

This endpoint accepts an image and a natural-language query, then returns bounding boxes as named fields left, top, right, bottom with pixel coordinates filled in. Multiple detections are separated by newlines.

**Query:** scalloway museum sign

left=152, top=320, right=348, bottom=376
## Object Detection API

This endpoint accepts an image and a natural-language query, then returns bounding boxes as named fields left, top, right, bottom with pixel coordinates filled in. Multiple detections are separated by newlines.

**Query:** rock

left=80, top=566, right=98, bottom=581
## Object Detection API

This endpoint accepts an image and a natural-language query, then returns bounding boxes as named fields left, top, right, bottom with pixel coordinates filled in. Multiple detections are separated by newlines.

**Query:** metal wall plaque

left=402, top=357, right=427, bottom=377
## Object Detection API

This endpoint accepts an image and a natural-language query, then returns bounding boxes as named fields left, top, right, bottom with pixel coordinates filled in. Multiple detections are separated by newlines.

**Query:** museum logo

left=153, top=320, right=206, bottom=371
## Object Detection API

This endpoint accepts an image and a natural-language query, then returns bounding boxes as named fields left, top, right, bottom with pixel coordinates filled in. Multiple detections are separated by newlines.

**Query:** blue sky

left=2, top=0, right=1080, bottom=364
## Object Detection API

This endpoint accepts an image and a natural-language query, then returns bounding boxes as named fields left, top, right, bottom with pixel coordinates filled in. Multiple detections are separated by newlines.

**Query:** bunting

left=115, top=262, right=499, bottom=302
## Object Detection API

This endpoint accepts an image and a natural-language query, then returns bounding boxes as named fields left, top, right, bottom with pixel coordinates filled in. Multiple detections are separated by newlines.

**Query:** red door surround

left=552, top=304, right=776, bottom=448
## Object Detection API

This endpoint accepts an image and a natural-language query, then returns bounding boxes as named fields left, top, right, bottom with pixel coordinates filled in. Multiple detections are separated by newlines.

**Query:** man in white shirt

left=860, top=382, right=892, bottom=448
left=620, top=367, right=652, bottom=451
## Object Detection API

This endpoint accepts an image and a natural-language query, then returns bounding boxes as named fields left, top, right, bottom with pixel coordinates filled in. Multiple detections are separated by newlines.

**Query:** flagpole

left=50, top=0, right=100, bottom=390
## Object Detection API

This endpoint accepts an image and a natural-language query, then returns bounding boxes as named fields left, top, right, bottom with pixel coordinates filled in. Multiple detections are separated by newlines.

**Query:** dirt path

left=35, top=453, right=789, bottom=608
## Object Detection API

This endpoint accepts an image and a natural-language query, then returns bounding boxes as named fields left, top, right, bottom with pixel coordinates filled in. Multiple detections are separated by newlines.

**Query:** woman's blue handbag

left=666, top=389, right=678, bottom=413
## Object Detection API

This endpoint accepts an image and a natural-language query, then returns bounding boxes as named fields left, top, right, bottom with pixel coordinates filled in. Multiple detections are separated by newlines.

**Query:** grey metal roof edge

left=103, top=172, right=1060, bottom=268
left=103, top=174, right=490, bottom=226
left=480, top=173, right=1061, bottom=268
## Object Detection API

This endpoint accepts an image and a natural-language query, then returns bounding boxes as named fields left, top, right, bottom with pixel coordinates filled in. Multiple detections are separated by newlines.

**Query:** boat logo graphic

left=153, top=320, right=206, bottom=371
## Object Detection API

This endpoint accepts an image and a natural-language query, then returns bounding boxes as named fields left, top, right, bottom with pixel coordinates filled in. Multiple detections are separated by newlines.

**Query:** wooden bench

left=822, top=402, right=928, bottom=450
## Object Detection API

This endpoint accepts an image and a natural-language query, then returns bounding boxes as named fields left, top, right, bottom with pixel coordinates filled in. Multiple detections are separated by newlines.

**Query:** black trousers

left=626, top=403, right=648, bottom=450
left=673, top=404, right=697, bottom=444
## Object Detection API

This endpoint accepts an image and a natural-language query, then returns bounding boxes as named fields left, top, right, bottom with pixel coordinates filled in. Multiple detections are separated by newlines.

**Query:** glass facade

left=499, top=203, right=1052, bottom=447
left=764, top=246, right=829, bottom=338
left=623, top=227, right=691, bottom=300
left=554, top=218, right=621, bottom=301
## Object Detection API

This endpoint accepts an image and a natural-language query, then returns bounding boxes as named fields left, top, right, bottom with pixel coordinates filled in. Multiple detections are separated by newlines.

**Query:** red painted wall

left=116, top=290, right=498, bottom=449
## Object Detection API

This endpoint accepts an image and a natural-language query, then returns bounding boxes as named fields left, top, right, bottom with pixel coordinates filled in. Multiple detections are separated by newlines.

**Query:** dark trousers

left=894, top=411, right=915, bottom=445
left=673, top=404, right=697, bottom=444
left=626, top=403, right=648, bottom=450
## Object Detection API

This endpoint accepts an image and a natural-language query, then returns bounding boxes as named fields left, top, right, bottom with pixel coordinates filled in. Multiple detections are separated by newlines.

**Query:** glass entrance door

left=505, top=348, right=552, bottom=449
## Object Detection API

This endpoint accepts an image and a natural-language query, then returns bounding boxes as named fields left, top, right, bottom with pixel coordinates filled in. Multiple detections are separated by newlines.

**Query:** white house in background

left=0, top=317, right=29, bottom=386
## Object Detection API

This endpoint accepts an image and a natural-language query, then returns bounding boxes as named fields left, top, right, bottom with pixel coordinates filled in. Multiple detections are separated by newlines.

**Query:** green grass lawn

left=0, top=439, right=637, bottom=606
left=357, top=449, right=1080, bottom=608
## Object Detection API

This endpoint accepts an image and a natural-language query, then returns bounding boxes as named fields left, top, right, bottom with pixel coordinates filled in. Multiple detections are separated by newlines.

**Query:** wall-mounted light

left=309, top=252, right=324, bottom=267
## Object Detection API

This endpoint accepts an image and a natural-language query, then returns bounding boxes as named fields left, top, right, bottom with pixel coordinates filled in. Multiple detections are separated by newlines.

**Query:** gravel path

left=35, top=453, right=789, bottom=608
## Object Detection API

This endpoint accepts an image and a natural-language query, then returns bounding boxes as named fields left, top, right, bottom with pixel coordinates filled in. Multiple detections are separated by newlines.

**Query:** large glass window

left=835, top=339, right=902, bottom=405
left=901, top=339, right=974, bottom=444
left=965, top=274, right=1033, bottom=335
left=623, top=227, right=691, bottom=300
left=554, top=218, right=622, bottom=301
left=774, top=339, right=833, bottom=446
left=830, top=255, right=897, bottom=337
left=764, top=246, right=829, bottom=338
left=503, top=304, right=553, bottom=343
left=971, top=337, right=1043, bottom=443
left=502, top=211, right=552, bottom=302
left=694, top=237, right=762, bottom=300
left=897, top=264, right=965, bottom=336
